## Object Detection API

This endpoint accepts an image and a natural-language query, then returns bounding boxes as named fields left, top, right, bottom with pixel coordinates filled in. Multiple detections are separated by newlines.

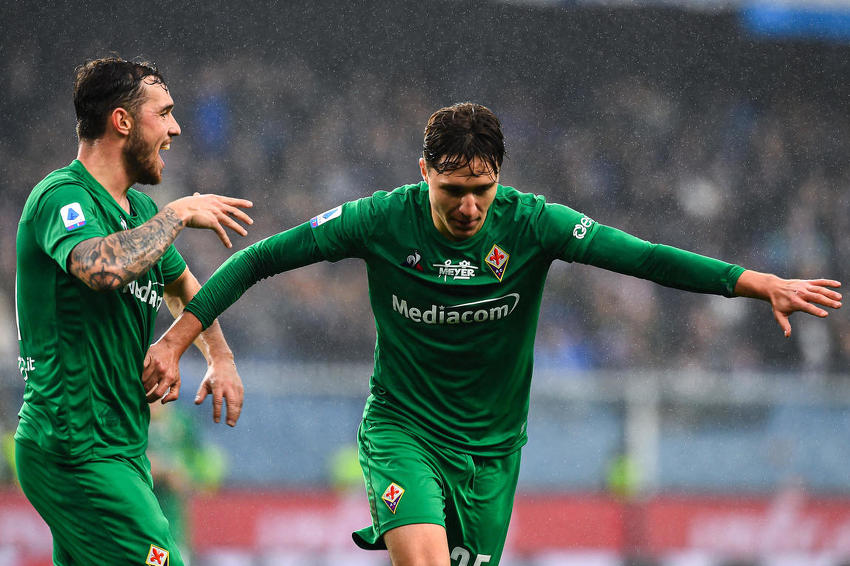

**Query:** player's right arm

left=69, top=193, right=253, bottom=291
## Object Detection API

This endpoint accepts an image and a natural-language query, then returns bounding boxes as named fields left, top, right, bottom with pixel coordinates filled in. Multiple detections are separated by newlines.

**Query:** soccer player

left=143, top=103, right=841, bottom=566
left=14, top=57, right=252, bottom=566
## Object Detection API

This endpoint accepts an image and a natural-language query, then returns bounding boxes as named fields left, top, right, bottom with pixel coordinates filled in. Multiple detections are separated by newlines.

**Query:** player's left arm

left=568, top=222, right=841, bottom=337
left=145, top=267, right=243, bottom=426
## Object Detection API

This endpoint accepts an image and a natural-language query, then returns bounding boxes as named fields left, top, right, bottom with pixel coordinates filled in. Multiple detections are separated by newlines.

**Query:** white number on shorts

left=450, top=546, right=491, bottom=566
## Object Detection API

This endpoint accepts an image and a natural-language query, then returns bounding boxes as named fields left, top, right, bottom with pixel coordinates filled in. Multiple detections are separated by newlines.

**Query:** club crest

left=485, top=244, right=510, bottom=282
left=145, top=544, right=169, bottom=566
left=382, top=482, right=405, bottom=514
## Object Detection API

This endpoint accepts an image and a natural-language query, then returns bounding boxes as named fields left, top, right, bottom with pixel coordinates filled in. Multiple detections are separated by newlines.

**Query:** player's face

left=421, top=156, right=498, bottom=241
left=123, top=78, right=181, bottom=185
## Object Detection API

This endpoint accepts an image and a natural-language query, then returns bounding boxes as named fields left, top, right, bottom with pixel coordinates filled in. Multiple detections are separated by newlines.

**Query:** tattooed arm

left=68, top=193, right=254, bottom=292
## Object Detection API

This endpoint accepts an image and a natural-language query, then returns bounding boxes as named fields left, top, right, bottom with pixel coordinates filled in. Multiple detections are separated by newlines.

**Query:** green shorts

left=15, top=439, right=183, bottom=566
left=353, top=417, right=521, bottom=566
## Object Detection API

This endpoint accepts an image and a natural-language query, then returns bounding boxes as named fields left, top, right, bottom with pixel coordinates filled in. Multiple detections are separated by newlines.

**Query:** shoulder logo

left=485, top=244, right=510, bottom=282
left=60, top=203, right=86, bottom=231
left=572, top=215, right=594, bottom=240
left=401, top=250, right=424, bottom=271
left=145, top=544, right=169, bottom=565
left=382, top=482, right=405, bottom=514
left=310, top=206, right=342, bottom=228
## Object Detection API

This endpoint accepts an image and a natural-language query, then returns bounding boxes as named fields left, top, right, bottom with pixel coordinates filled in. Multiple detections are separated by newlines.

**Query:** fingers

left=803, top=284, right=843, bottom=308
left=773, top=311, right=792, bottom=338
left=161, top=380, right=181, bottom=404
left=224, top=394, right=243, bottom=427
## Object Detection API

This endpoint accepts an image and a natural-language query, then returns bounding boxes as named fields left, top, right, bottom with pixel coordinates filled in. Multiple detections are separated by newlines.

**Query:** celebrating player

left=14, top=57, right=252, bottom=565
left=143, top=102, right=841, bottom=566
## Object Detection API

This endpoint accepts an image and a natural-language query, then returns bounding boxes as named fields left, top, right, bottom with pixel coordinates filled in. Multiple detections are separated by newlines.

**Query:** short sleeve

left=32, top=184, right=109, bottom=273
left=533, top=202, right=601, bottom=262
left=160, top=245, right=187, bottom=284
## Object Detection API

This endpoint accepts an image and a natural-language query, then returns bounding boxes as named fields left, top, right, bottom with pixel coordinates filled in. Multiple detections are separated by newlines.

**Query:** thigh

left=16, top=440, right=183, bottom=566
left=444, top=450, right=521, bottom=566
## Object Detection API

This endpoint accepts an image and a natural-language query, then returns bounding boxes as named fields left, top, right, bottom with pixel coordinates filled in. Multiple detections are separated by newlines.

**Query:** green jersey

left=185, top=182, right=743, bottom=457
left=15, top=160, right=186, bottom=463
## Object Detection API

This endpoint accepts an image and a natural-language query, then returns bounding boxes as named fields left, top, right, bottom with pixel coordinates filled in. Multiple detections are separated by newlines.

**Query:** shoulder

left=492, top=184, right=547, bottom=219
left=22, top=163, right=93, bottom=219
left=363, top=182, right=426, bottom=209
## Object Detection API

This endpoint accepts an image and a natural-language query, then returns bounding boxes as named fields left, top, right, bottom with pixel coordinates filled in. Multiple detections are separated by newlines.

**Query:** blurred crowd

left=2, top=9, right=850, bottom=438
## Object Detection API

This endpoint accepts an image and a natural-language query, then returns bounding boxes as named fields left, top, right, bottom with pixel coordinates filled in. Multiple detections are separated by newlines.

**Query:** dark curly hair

left=73, top=56, right=166, bottom=140
left=422, top=102, right=505, bottom=175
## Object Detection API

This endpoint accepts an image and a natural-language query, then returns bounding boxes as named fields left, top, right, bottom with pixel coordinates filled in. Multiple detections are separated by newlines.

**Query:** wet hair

left=73, top=56, right=166, bottom=140
left=422, top=102, right=505, bottom=176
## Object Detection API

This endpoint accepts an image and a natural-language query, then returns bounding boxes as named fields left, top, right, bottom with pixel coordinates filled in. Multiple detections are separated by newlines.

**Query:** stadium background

left=2, top=0, right=850, bottom=564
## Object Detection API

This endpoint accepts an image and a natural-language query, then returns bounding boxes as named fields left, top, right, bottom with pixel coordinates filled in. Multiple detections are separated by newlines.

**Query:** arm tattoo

left=69, top=207, right=184, bottom=291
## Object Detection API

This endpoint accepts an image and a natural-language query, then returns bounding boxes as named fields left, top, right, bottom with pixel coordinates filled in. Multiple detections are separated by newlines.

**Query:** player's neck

left=77, top=141, right=133, bottom=211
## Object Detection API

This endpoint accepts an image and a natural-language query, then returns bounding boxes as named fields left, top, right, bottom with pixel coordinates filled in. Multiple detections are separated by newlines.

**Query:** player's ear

left=419, top=157, right=428, bottom=183
left=110, top=107, right=133, bottom=137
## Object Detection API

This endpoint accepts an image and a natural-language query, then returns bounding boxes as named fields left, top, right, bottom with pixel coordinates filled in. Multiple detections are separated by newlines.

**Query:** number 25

left=451, top=546, right=491, bottom=566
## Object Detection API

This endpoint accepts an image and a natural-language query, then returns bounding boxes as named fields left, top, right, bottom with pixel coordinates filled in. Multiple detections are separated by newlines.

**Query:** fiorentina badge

left=145, top=544, right=169, bottom=565
left=382, top=482, right=405, bottom=514
left=485, top=244, right=510, bottom=282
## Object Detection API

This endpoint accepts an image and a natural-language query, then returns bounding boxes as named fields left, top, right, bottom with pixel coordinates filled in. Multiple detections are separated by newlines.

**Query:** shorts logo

left=401, top=250, right=424, bottom=272
left=146, top=544, right=169, bottom=565
left=310, top=206, right=342, bottom=228
left=382, top=482, right=405, bottom=514
left=485, top=244, right=509, bottom=282
left=60, top=203, right=86, bottom=231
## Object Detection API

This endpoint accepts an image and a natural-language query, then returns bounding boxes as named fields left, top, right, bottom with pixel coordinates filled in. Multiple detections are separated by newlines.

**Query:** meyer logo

left=382, top=482, right=405, bottom=514
left=310, top=206, right=342, bottom=228
left=572, top=215, right=594, bottom=240
left=433, top=259, right=478, bottom=281
left=145, top=544, right=169, bottom=566
left=60, top=202, right=86, bottom=231
left=392, top=293, right=520, bottom=325
left=122, top=279, right=165, bottom=311
left=485, top=244, right=510, bottom=282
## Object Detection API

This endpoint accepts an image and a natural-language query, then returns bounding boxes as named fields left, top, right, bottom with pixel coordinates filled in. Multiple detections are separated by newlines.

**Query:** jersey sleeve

left=309, top=198, right=375, bottom=261
left=185, top=222, right=325, bottom=329
left=160, top=245, right=187, bottom=284
left=31, top=183, right=109, bottom=273
left=533, top=201, right=601, bottom=262
left=575, top=224, right=745, bottom=296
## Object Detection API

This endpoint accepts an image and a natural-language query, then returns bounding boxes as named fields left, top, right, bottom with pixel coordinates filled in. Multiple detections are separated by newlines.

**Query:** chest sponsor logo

left=122, top=279, right=165, bottom=311
left=310, top=205, right=342, bottom=228
left=572, top=215, right=594, bottom=240
left=433, top=259, right=478, bottom=281
left=382, top=482, right=405, bottom=514
left=401, top=250, right=424, bottom=272
left=392, top=293, right=520, bottom=325
left=60, top=202, right=86, bottom=231
left=485, top=244, right=510, bottom=282
left=145, top=544, right=169, bottom=566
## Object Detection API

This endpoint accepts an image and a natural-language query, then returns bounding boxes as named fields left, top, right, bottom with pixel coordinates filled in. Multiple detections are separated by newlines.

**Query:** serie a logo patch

left=59, top=202, right=86, bottom=231
left=145, top=544, right=169, bottom=565
left=382, top=482, right=405, bottom=514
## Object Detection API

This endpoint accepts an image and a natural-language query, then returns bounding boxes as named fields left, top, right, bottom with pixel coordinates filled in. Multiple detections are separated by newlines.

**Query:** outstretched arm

left=575, top=224, right=841, bottom=336
left=69, top=193, right=253, bottom=291
left=733, top=271, right=842, bottom=338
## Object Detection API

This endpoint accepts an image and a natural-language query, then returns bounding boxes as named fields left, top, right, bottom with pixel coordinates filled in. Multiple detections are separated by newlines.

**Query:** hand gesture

left=166, top=193, right=254, bottom=248
left=769, top=278, right=843, bottom=338
left=194, top=358, right=244, bottom=427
